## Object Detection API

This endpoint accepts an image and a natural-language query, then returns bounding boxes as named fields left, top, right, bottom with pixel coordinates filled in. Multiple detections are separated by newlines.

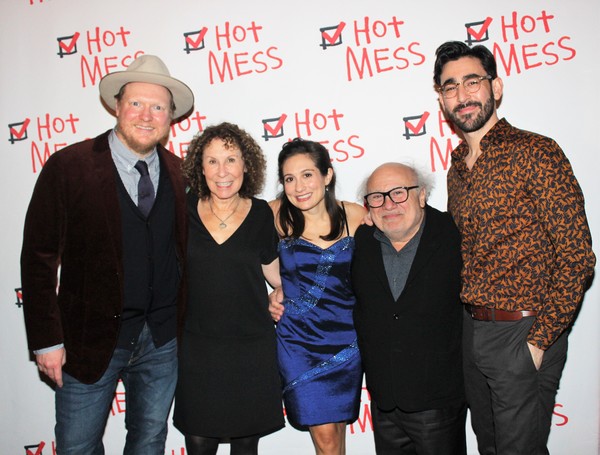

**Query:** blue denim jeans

left=55, top=324, right=178, bottom=455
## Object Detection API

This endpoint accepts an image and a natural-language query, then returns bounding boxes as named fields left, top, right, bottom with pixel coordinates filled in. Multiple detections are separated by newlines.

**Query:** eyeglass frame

left=364, top=186, right=420, bottom=208
left=437, top=75, right=493, bottom=99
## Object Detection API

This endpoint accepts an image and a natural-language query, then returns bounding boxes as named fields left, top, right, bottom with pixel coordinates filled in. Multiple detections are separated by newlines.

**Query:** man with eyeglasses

left=351, top=162, right=467, bottom=454
left=434, top=41, right=595, bottom=454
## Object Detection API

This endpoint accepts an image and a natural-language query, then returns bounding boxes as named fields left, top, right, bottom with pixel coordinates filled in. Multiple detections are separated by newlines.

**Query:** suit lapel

left=404, top=205, right=440, bottom=288
left=91, top=131, right=123, bottom=262
left=362, top=226, right=396, bottom=301
left=157, top=146, right=187, bottom=258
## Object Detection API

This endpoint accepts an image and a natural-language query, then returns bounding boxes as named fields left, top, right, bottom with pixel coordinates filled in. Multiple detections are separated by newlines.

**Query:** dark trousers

left=371, top=400, right=467, bottom=455
left=463, top=311, right=568, bottom=455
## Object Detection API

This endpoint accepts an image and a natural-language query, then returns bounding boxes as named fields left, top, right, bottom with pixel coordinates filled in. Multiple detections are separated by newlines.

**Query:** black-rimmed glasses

left=364, top=186, right=419, bottom=208
left=437, top=75, right=492, bottom=99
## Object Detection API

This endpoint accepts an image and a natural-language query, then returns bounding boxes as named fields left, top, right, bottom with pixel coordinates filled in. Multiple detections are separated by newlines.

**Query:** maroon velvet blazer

left=21, top=130, right=188, bottom=384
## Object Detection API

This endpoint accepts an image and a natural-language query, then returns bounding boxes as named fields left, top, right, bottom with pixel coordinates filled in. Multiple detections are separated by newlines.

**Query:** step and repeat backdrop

left=1, top=1, right=598, bottom=454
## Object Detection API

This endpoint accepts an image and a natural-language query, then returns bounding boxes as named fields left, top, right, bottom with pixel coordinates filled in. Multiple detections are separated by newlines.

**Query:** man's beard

left=447, top=93, right=495, bottom=133
left=115, top=122, right=168, bottom=156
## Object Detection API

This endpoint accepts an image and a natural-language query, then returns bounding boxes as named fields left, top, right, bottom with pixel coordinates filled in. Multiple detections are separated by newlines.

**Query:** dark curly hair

left=182, top=122, right=266, bottom=199
left=276, top=138, right=345, bottom=241
left=433, top=41, right=498, bottom=86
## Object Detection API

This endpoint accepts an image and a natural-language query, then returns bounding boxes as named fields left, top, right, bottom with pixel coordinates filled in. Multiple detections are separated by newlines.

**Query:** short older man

left=352, top=162, right=466, bottom=455
left=21, top=55, right=194, bottom=454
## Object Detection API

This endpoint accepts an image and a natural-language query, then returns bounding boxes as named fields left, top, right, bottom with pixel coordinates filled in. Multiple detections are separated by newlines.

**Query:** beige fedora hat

left=99, top=54, right=194, bottom=119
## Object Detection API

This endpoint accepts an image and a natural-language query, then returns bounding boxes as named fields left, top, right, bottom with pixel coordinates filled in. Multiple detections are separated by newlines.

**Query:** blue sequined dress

left=277, top=234, right=362, bottom=427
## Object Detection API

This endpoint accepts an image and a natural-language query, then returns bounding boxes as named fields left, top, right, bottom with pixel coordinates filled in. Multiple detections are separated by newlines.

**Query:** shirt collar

left=479, top=117, right=511, bottom=152
left=451, top=118, right=512, bottom=175
left=109, top=129, right=159, bottom=173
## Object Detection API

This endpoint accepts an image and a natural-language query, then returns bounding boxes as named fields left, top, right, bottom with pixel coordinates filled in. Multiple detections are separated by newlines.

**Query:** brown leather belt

left=465, top=304, right=537, bottom=321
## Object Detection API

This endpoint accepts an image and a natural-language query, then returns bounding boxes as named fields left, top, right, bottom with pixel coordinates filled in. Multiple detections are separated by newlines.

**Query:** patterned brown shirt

left=447, top=118, right=595, bottom=350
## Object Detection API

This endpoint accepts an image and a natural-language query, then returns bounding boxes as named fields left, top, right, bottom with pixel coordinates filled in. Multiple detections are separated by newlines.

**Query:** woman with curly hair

left=173, top=122, right=284, bottom=455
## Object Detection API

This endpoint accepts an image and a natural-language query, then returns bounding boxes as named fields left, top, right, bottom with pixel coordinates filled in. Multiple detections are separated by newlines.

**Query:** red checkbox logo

left=320, top=22, right=346, bottom=48
left=57, top=32, right=80, bottom=57
left=465, top=17, right=493, bottom=44
left=184, top=27, right=209, bottom=53
left=262, top=114, right=288, bottom=141
left=8, top=118, right=31, bottom=144
left=402, top=112, right=430, bottom=139
left=24, top=442, right=45, bottom=455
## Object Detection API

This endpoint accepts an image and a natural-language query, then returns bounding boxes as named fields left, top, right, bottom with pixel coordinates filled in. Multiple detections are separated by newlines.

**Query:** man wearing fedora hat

left=21, top=55, right=194, bottom=454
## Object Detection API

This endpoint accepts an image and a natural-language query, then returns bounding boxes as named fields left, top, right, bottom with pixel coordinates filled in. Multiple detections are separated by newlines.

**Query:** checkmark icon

left=261, top=114, right=288, bottom=141
left=57, top=32, right=80, bottom=57
left=183, top=27, right=208, bottom=53
left=24, top=442, right=45, bottom=455
left=15, top=287, right=23, bottom=308
left=8, top=118, right=31, bottom=144
left=322, top=22, right=346, bottom=45
left=319, top=22, right=346, bottom=49
left=402, top=112, right=430, bottom=139
left=465, top=17, right=493, bottom=44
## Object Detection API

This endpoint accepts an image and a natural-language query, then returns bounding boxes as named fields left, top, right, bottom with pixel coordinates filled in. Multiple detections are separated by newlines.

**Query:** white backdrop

left=1, top=1, right=598, bottom=454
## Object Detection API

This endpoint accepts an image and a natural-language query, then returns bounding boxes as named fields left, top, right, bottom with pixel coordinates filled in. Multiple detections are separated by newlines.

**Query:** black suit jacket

left=21, top=130, right=188, bottom=384
left=352, top=205, right=464, bottom=412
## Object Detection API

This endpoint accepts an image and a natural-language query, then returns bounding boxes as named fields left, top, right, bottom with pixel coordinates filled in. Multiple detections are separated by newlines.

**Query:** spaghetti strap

left=340, top=202, right=350, bottom=237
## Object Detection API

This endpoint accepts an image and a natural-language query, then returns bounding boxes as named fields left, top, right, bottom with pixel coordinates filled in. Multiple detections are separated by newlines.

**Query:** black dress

left=173, top=194, right=284, bottom=438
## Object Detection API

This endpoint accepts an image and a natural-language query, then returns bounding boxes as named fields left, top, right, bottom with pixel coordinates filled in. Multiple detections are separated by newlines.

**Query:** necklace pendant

left=219, top=222, right=227, bottom=229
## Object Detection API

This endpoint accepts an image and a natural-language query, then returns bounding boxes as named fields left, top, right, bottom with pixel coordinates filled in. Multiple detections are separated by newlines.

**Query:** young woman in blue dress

left=269, top=139, right=366, bottom=455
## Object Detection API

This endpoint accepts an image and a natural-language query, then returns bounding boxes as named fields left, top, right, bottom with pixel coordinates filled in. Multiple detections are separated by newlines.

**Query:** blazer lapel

left=157, top=146, right=187, bottom=258
left=362, top=226, right=396, bottom=301
left=404, top=205, right=440, bottom=288
left=91, top=131, right=122, bottom=262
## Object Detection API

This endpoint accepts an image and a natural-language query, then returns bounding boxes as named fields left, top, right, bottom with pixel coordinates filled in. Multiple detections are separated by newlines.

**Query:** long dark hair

left=276, top=138, right=345, bottom=241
